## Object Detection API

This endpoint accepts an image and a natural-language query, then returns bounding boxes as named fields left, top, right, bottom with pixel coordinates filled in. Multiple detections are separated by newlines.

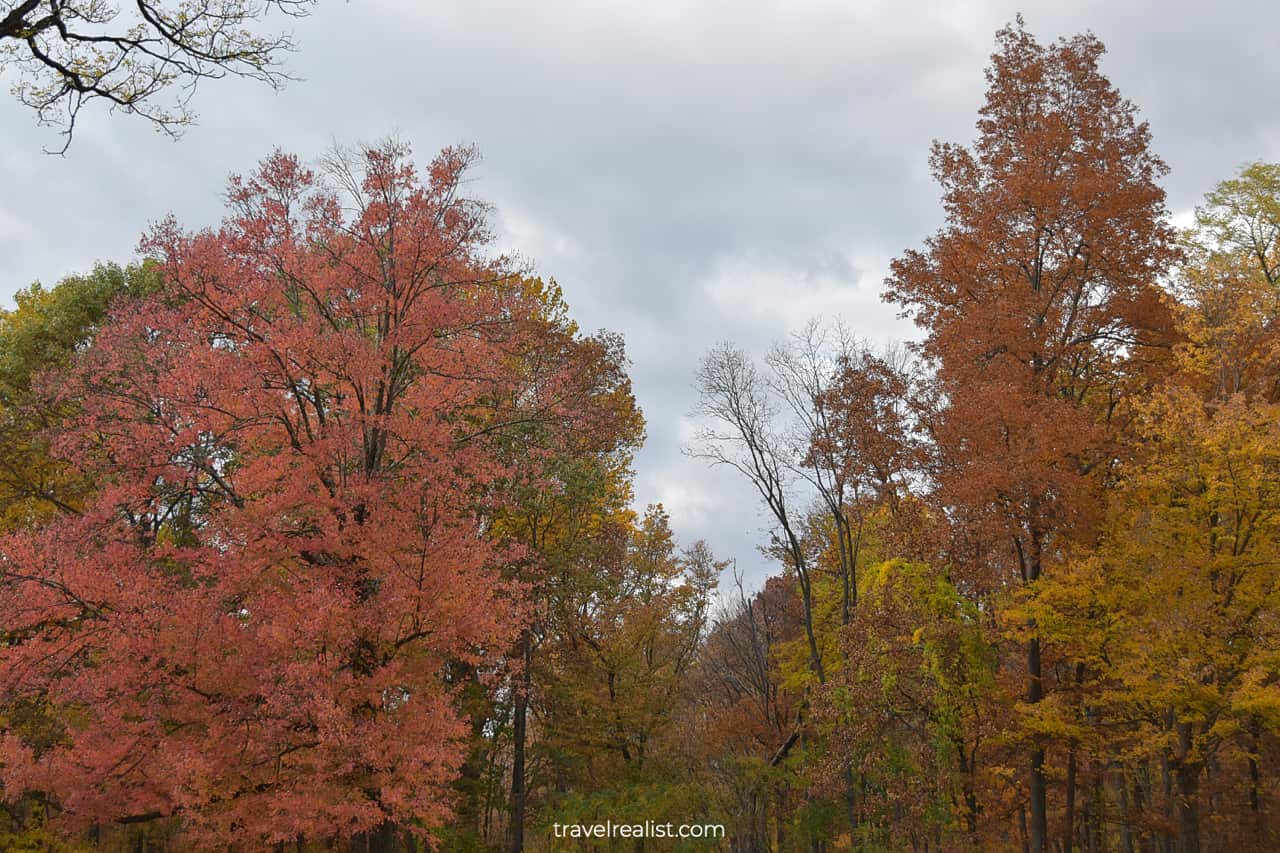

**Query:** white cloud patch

left=701, top=250, right=914, bottom=343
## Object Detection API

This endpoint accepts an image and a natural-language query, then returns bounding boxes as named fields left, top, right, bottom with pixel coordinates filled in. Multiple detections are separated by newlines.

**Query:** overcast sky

left=3, top=0, right=1279, bottom=587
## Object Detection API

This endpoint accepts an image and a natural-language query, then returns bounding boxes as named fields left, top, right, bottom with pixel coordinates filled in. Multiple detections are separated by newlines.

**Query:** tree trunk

left=758, top=789, right=770, bottom=853
left=1174, top=761, right=1201, bottom=853
left=1085, top=770, right=1102, bottom=853
left=1029, top=635, right=1047, bottom=853
left=369, top=821, right=397, bottom=853
left=1170, top=719, right=1201, bottom=853
left=1248, top=722, right=1261, bottom=817
left=954, top=731, right=979, bottom=837
left=452, top=664, right=487, bottom=846
left=776, top=786, right=787, bottom=853
left=509, top=629, right=532, bottom=853
left=1119, top=774, right=1134, bottom=853
left=837, top=514, right=853, bottom=628
left=773, top=778, right=783, bottom=850
left=844, top=760, right=859, bottom=842
left=792, top=556, right=825, bottom=684
left=1065, top=744, right=1077, bottom=853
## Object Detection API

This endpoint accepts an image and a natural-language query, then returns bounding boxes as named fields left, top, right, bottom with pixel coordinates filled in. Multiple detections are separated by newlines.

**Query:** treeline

left=1, top=19, right=1279, bottom=853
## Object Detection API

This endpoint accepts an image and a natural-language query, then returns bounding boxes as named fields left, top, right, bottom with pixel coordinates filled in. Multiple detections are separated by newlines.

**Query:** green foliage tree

left=0, top=261, right=160, bottom=527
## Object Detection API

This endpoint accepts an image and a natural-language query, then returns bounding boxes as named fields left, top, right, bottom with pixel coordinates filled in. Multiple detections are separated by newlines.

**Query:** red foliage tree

left=0, top=141, right=570, bottom=847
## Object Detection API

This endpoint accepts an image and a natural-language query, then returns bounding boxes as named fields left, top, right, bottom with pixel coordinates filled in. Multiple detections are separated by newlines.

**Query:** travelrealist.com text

left=551, top=821, right=726, bottom=840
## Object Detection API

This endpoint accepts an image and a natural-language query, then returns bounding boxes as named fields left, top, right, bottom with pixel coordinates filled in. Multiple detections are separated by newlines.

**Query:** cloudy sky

left=3, top=0, right=1278, bottom=587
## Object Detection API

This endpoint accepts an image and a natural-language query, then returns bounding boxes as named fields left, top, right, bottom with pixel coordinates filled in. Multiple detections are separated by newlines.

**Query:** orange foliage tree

left=884, top=18, right=1179, bottom=851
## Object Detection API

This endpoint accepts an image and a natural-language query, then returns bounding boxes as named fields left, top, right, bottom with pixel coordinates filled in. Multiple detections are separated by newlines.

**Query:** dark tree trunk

left=1248, top=722, right=1261, bottom=817
left=509, top=629, right=532, bottom=853
left=1174, top=761, right=1201, bottom=853
left=1065, top=744, right=1077, bottom=853
left=844, top=760, right=859, bottom=841
left=1029, top=634, right=1047, bottom=853
left=776, top=787, right=787, bottom=853
left=789, top=533, right=825, bottom=686
left=1120, top=775, right=1134, bottom=853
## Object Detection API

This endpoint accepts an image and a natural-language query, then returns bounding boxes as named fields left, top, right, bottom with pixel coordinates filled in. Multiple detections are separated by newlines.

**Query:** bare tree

left=689, top=342, right=825, bottom=685
left=767, top=320, right=863, bottom=627
left=766, top=321, right=918, bottom=838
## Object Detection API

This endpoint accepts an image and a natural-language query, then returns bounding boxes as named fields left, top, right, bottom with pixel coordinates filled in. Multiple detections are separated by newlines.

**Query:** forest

left=1, top=18, right=1279, bottom=853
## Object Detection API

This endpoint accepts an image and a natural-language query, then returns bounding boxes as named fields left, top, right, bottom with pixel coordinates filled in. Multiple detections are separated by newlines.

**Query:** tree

left=684, top=569, right=802, bottom=850
left=1177, top=163, right=1280, bottom=402
left=0, top=262, right=160, bottom=528
left=541, top=507, right=716, bottom=786
left=1191, top=162, right=1280, bottom=286
left=0, top=0, right=312, bottom=150
left=1063, top=161, right=1280, bottom=853
left=0, top=140, right=575, bottom=847
left=0, top=261, right=160, bottom=853
left=884, top=19, right=1179, bottom=851
left=767, top=323, right=915, bottom=630
left=766, top=326, right=919, bottom=840
left=478, top=306, right=644, bottom=852
left=691, top=343, right=826, bottom=687
left=818, top=558, right=996, bottom=850
left=1074, top=389, right=1280, bottom=853
left=692, top=330, right=918, bottom=846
